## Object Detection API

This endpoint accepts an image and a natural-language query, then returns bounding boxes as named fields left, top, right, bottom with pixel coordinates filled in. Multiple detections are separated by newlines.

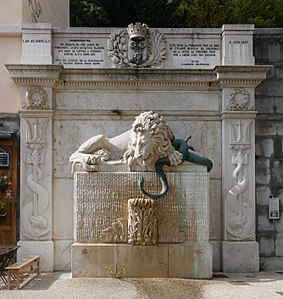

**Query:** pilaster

left=17, top=86, right=54, bottom=271
left=220, top=74, right=259, bottom=271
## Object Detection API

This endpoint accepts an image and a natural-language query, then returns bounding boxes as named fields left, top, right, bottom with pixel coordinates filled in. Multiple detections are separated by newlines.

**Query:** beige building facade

left=0, top=0, right=69, bottom=113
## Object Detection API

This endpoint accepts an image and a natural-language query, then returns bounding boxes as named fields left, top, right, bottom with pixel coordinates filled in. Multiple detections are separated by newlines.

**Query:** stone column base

left=17, top=240, right=54, bottom=272
left=222, top=241, right=259, bottom=272
left=72, top=242, right=212, bottom=278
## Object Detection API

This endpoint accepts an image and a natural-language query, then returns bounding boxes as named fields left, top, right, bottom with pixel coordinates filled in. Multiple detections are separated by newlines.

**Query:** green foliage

left=105, top=264, right=126, bottom=279
left=70, top=0, right=283, bottom=28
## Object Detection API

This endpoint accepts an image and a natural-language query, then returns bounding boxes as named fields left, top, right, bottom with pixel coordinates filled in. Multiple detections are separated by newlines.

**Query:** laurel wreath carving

left=227, top=88, right=253, bottom=111
left=23, top=87, right=48, bottom=110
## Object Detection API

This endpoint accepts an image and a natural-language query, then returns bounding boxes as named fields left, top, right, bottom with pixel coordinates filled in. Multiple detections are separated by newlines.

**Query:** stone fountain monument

left=70, top=110, right=213, bottom=278
left=7, top=20, right=270, bottom=274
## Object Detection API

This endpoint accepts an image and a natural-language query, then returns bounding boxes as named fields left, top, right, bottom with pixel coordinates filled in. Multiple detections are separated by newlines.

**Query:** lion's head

left=124, top=111, right=176, bottom=171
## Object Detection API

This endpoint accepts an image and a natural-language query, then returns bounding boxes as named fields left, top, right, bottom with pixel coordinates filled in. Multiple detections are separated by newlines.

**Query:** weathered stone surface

left=53, top=178, right=73, bottom=240
left=210, top=241, right=221, bottom=271
left=256, top=186, right=272, bottom=205
left=275, top=233, right=283, bottom=256
left=260, top=257, right=283, bottom=270
left=71, top=243, right=212, bottom=278
left=54, top=240, right=72, bottom=271
left=72, top=243, right=116, bottom=278
left=257, top=214, right=274, bottom=231
left=274, top=215, right=283, bottom=233
left=259, top=237, right=274, bottom=256
left=169, top=243, right=212, bottom=278
left=117, top=244, right=168, bottom=278
left=256, top=120, right=283, bottom=136
left=256, top=158, right=271, bottom=185
left=222, top=241, right=259, bottom=272
left=255, top=138, right=274, bottom=158
left=209, top=179, right=222, bottom=240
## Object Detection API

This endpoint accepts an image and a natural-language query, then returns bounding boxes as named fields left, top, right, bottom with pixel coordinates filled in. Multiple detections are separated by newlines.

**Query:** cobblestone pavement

left=1, top=271, right=283, bottom=299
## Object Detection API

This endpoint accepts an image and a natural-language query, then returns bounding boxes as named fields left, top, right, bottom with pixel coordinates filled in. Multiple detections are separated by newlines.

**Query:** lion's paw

left=168, top=150, right=183, bottom=166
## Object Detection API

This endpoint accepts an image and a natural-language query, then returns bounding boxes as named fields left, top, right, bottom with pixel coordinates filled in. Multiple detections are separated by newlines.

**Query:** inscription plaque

left=167, top=41, right=221, bottom=68
left=54, top=38, right=106, bottom=68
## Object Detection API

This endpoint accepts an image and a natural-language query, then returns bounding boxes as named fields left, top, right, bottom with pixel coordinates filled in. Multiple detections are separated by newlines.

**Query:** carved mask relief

left=127, top=23, right=148, bottom=65
left=107, top=22, right=166, bottom=68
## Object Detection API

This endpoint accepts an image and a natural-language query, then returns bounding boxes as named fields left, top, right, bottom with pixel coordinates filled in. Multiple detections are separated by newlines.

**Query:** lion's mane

left=124, top=111, right=176, bottom=170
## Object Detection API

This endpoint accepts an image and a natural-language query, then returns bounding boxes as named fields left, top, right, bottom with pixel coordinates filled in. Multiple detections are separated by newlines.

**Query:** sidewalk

left=1, top=271, right=283, bottom=299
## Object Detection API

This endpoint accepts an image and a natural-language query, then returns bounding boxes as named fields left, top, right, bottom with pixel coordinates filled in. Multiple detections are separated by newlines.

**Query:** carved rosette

left=128, top=197, right=158, bottom=245
left=21, top=118, right=50, bottom=240
left=226, top=120, right=254, bottom=240
left=227, top=88, right=253, bottom=111
left=22, top=87, right=48, bottom=110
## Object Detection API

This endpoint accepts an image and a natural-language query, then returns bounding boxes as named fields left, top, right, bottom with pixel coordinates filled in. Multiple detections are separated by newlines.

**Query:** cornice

left=214, top=65, right=272, bottom=88
left=5, top=64, right=63, bottom=87
left=5, top=64, right=272, bottom=90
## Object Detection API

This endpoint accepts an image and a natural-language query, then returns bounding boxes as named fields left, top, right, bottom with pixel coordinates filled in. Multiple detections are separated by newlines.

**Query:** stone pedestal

left=72, top=242, right=212, bottom=278
left=72, top=165, right=212, bottom=278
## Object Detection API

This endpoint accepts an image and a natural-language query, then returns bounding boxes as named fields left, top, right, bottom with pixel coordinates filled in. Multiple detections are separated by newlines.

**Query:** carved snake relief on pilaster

left=226, top=120, right=254, bottom=240
left=21, top=119, right=50, bottom=240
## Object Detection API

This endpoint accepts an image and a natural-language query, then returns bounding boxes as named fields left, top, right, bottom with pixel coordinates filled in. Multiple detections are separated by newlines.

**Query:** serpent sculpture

left=139, top=137, right=213, bottom=200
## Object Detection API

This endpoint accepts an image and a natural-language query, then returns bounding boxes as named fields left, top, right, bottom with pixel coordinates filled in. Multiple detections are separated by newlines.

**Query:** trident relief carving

left=226, top=120, right=254, bottom=240
left=21, top=118, right=50, bottom=240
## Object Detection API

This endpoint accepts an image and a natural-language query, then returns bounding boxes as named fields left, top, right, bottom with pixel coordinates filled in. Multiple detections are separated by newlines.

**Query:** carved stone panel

left=20, top=115, right=52, bottom=240
left=74, top=169, right=209, bottom=244
left=224, top=118, right=256, bottom=240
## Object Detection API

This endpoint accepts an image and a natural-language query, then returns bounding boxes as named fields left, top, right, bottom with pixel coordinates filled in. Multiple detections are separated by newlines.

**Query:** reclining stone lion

left=70, top=111, right=213, bottom=199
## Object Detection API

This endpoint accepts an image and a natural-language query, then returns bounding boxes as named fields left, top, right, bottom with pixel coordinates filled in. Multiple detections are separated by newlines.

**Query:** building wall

left=254, top=28, right=283, bottom=270
left=0, top=33, right=21, bottom=113
left=22, top=0, right=69, bottom=27
left=0, top=0, right=23, bottom=24
left=0, top=0, right=69, bottom=114
left=0, top=0, right=69, bottom=26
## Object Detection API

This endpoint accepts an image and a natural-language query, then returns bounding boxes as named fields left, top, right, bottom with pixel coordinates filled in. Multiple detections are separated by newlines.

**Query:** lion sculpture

left=70, top=111, right=213, bottom=199
left=70, top=111, right=183, bottom=173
